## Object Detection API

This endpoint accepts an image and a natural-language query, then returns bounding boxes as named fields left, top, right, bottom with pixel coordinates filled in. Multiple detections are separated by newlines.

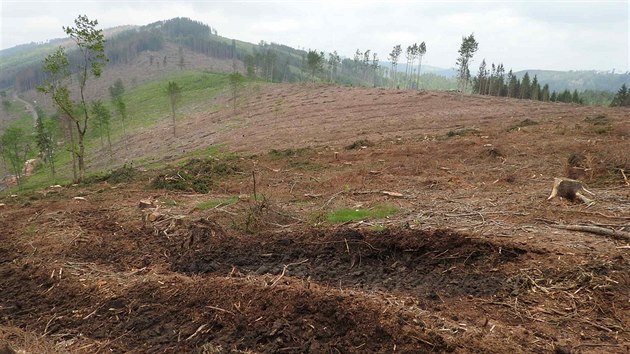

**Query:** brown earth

left=1, top=85, right=630, bottom=353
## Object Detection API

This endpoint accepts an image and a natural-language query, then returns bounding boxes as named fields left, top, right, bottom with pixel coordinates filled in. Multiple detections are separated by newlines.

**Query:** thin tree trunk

left=416, top=56, right=423, bottom=89
left=68, top=124, right=78, bottom=183
left=106, top=125, right=112, bottom=158
left=171, top=104, right=177, bottom=137
left=77, top=133, right=85, bottom=183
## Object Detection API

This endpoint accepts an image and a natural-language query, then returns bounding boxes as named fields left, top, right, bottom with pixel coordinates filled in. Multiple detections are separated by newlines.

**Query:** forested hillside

left=0, top=17, right=388, bottom=93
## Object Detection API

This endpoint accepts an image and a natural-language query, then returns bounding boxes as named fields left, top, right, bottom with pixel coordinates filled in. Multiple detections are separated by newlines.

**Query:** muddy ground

left=1, top=85, right=630, bottom=353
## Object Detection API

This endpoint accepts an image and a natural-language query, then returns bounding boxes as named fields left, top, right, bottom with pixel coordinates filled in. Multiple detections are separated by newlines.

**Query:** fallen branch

left=205, top=305, right=235, bottom=315
left=321, top=191, right=343, bottom=210
left=549, top=224, right=630, bottom=242
left=186, top=324, right=208, bottom=340
left=270, top=259, right=309, bottom=287
left=621, top=169, right=630, bottom=187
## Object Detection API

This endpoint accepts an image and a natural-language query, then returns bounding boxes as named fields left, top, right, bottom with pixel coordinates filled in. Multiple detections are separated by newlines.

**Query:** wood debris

left=382, top=191, right=405, bottom=198
left=138, top=199, right=155, bottom=209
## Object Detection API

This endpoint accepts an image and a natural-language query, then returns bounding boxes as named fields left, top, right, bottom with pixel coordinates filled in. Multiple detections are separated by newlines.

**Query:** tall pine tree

left=520, top=72, right=531, bottom=99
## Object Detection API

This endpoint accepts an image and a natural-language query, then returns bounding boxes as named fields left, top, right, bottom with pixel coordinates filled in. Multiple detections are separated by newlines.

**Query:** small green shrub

left=326, top=204, right=398, bottom=223
left=82, top=165, right=136, bottom=185
left=197, top=196, right=239, bottom=210
left=268, top=147, right=311, bottom=159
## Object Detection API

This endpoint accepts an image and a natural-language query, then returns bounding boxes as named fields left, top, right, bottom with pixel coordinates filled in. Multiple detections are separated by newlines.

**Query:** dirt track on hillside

left=2, top=85, right=630, bottom=353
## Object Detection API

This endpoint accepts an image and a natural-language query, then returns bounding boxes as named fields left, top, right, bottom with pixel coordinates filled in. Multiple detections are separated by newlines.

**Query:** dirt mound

left=170, top=227, right=527, bottom=299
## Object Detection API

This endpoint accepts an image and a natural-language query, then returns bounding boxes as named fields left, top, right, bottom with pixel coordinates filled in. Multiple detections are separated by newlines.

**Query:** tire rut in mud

left=170, top=226, right=528, bottom=300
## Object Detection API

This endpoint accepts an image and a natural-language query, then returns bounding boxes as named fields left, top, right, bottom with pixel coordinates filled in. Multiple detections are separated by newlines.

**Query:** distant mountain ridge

left=1, top=17, right=627, bottom=94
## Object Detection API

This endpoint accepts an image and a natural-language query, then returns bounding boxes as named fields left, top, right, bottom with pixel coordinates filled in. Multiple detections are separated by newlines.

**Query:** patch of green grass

left=184, top=144, right=236, bottom=161
left=326, top=204, right=398, bottom=223
left=252, top=194, right=266, bottom=202
left=117, top=70, right=230, bottom=133
left=197, top=196, right=239, bottom=210
left=268, top=147, right=312, bottom=159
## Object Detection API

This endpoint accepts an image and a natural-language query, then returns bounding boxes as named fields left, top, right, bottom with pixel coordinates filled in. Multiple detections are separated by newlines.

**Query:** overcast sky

left=1, top=0, right=628, bottom=72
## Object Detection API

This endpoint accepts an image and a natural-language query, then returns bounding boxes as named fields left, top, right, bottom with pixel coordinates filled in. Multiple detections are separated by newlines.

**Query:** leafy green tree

left=0, top=126, right=30, bottom=186
left=38, top=15, right=107, bottom=183
left=166, top=81, right=182, bottom=136
left=34, top=107, right=57, bottom=180
left=306, top=50, right=324, bottom=81
left=91, top=100, right=112, bottom=155
left=109, top=78, right=128, bottom=136
left=228, top=72, right=244, bottom=113
left=572, top=90, right=581, bottom=104
left=455, top=33, right=478, bottom=93
left=610, top=84, right=630, bottom=107
left=550, top=91, right=557, bottom=102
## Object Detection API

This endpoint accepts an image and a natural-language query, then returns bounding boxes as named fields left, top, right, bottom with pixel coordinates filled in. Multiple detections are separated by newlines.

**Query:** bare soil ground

left=1, top=85, right=630, bottom=353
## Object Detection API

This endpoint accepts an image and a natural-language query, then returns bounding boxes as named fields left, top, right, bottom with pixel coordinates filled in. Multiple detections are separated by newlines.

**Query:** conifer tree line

left=472, top=60, right=584, bottom=104
left=610, top=84, right=630, bottom=107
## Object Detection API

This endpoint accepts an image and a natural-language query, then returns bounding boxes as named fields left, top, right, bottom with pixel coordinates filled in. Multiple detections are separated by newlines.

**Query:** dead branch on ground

left=548, top=224, right=630, bottom=242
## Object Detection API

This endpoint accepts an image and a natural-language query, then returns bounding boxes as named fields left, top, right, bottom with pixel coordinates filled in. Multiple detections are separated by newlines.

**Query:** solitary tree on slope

left=455, top=33, right=478, bottom=94
left=39, top=14, right=107, bottom=183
